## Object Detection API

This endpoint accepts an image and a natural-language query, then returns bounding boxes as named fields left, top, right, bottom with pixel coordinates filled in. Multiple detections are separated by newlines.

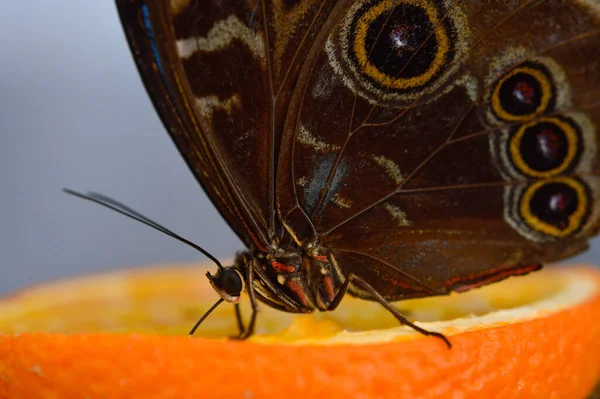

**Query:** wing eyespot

left=351, top=0, right=451, bottom=91
left=487, top=53, right=598, bottom=243
left=519, top=177, right=591, bottom=238
left=507, top=116, right=582, bottom=178
left=489, top=63, right=555, bottom=122
left=326, top=0, right=469, bottom=107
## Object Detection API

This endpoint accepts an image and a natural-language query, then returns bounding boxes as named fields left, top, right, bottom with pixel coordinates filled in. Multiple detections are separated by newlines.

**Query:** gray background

left=1, top=2, right=598, bottom=295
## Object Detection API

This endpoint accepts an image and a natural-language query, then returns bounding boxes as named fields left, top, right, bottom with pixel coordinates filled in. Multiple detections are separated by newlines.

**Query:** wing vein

left=320, top=24, right=599, bottom=237
left=261, top=0, right=277, bottom=236
left=275, top=2, right=330, bottom=100
left=333, top=248, right=444, bottom=295
left=309, top=3, right=400, bottom=219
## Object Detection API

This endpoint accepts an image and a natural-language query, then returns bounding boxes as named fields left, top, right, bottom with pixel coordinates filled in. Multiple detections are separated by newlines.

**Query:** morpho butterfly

left=68, top=0, right=600, bottom=347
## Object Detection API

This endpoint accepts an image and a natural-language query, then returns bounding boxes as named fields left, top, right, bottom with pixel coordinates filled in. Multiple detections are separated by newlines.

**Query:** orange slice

left=0, top=263, right=599, bottom=398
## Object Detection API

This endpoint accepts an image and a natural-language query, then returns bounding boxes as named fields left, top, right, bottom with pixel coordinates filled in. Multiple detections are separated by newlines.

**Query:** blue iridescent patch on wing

left=141, top=4, right=167, bottom=85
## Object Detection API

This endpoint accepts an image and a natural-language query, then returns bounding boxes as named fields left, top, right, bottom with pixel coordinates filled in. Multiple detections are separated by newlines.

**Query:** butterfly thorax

left=235, top=243, right=345, bottom=313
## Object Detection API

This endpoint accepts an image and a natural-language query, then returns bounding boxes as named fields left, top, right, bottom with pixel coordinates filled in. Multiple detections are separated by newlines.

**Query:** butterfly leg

left=328, top=273, right=452, bottom=349
left=233, top=261, right=259, bottom=340
left=326, top=273, right=353, bottom=311
left=234, top=303, right=245, bottom=337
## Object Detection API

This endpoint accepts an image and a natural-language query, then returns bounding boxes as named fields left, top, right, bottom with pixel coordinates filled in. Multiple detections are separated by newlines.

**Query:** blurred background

left=1, top=2, right=598, bottom=295
left=0, top=2, right=239, bottom=294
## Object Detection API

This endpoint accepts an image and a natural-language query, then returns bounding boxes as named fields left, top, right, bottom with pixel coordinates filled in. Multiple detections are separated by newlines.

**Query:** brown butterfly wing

left=276, top=0, right=600, bottom=299
left=116, top=0, right=339, bottom=249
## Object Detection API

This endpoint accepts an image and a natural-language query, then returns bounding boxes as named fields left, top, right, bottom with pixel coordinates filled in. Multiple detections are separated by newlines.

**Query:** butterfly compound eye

left=206, top=267, right=244, bottom=302
left=220, top=268, right=243, bottom=296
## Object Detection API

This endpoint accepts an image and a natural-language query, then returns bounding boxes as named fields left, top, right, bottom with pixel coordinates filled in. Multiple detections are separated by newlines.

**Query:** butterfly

left=68, top=0, right=600, bottom=347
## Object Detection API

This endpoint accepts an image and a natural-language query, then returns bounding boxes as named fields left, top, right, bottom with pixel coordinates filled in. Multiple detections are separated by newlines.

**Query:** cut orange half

left=0, top=263, right=599, bottom=398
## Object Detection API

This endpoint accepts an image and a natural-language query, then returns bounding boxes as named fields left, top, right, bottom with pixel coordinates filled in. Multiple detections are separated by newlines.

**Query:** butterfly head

left=206, top=266, right=244, bottom=303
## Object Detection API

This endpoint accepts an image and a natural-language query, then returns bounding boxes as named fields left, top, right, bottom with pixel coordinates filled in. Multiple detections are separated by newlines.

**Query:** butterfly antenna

left=63, top=188, right=224, bottom=269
